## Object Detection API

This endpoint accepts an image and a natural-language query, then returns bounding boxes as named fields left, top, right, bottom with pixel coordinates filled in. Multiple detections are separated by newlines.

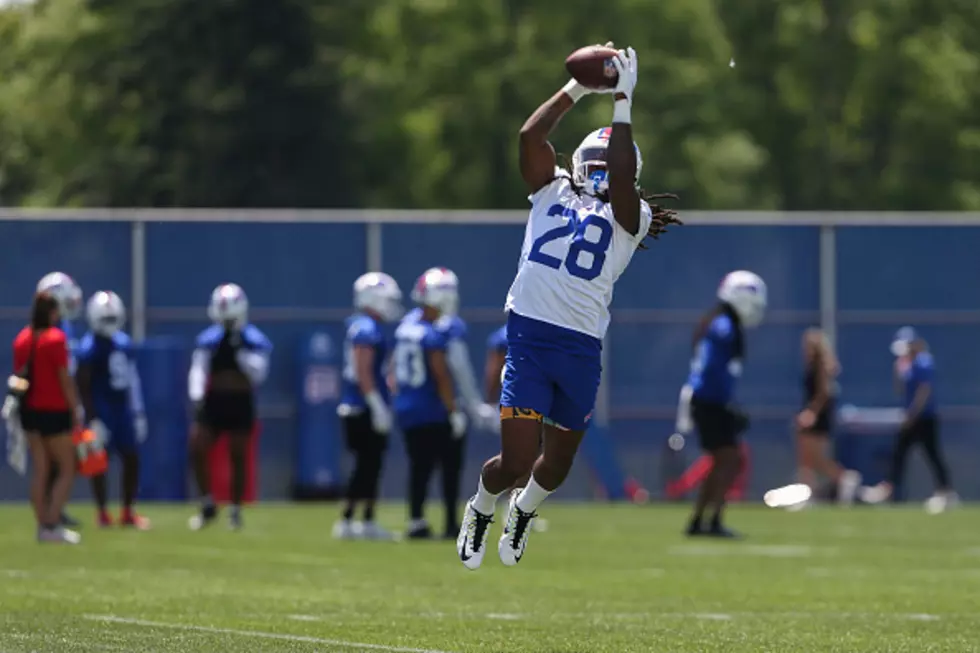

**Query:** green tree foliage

left=0, top=0, right=977, bottom=210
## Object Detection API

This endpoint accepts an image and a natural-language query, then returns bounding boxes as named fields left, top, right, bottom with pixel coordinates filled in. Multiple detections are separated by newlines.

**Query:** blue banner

left=294, top=331, right=343, bottom=498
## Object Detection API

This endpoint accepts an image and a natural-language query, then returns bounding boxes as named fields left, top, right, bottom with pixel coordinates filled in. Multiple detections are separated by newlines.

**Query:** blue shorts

left=499, top=312, right=602, bottom=431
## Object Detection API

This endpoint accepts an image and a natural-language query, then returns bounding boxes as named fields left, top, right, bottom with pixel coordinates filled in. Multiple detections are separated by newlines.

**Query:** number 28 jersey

left=505, top=172, right=653, bottom=340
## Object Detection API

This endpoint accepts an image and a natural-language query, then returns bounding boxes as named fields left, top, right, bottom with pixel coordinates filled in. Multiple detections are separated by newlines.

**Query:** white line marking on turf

left=286, top=614, right=323, bottom=622
left=0, top=569, right=30, bottom=578
left=84, top=615, right=455, bottom=653
left=485, top=613, right=521, bottom=621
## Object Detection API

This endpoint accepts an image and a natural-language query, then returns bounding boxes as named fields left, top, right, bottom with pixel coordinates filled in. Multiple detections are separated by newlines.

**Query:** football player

left=457, top=46, right=681, bottom=569
left=678, top=271, right=767, bottom=538
left=334, top=272, right=403, bottom=540
left=187, top=284, right=272, bottom=531
left=75, top=291, right=150, bottom=529
left=36, top=272, right=84, bottom=529
left=392, top=268, right=467, bottom=539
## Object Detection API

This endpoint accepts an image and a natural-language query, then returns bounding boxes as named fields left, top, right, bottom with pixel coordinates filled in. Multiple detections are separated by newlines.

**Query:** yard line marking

left=485, top=613, right=521, bottom=621
left=84, top=615, right=456, bottom=653
left=668, top=544, right=823, bottom=558
left=286, top=614, right=323, bottom=622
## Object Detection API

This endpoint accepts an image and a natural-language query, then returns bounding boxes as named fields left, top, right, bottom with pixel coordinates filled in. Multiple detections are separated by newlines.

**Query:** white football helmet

left=572, top=127, right=644, bottom=197
left=354, top=272, right=403, bottom=322
left=411, top=267, right=459, bottom=316
left=86, top=291, right=126, bottom=337
left=207, top=283, right=249, bottom=329
left=717, top=270, right=767, bottom=328
left=36, top=272, right=82, bottom=320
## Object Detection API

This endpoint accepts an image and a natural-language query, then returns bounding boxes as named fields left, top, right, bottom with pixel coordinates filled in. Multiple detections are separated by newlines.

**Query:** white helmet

left=411, top=267, right=459, bottom=316
left=572, top=127, right=644, bottom=197
left=86, top=291, right=126, bottom=337
left=354, top=272, right=403, bottom=322
left=717, top=270, right=767, bottom=328
left=207, top=283, right=249, bottom=329
left=37, top=272, right=82, bottom=320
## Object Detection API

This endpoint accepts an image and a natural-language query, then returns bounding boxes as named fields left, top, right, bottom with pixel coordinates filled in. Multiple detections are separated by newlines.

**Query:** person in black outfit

left=795, top=328, right=861, bottom=505
left=187, top=284, right=272, bottom=531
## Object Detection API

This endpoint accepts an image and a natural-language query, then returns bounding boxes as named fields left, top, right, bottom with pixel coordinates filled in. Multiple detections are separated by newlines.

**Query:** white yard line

left=84, top=615, right=456, bottom=653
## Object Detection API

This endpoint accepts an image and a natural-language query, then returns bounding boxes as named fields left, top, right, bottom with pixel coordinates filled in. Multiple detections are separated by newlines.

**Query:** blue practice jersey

left=189, top=324, right=273, bottom=401
left=76, top=330, right=143, bottom=421
left=688, top=314, right=742, bottom=405
left=487, top=325, right=507, bottom=353
left=340, top=313, right=390, bottom=408
left=902, top=351, right=937, bottom=417
left=392, top=311, right=449, bottom=428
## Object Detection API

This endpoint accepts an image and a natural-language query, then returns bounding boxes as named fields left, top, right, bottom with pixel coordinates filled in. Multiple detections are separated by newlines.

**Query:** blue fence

left=0, top=215, right=978, bottom=502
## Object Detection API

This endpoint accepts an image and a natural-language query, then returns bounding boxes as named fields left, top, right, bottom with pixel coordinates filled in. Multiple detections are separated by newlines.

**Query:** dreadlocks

left=556, top=153, right=682, bottom=248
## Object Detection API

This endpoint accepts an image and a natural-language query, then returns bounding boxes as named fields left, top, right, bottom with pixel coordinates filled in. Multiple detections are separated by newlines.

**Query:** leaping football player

left=457, top=45, right=681, bottom=569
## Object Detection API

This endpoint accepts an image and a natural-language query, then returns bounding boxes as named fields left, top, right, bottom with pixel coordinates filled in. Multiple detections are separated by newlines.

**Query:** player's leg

left=686, top=402, right=741, bottom=537
left=405, top=425, right=438, bottom=538
left=864, top=425, right=915, bottom=504
left=26, top=432, right=50, bottom=531
left=188, top=399, right=219, bottom=530
left=439, top=422, right=464, bottom=539
left=43, top=427, right=81, bottom=543
left=227, top=429, right=250, bottom=530
left=336, top=414, right=368, bottom=539
left=457, top=347, right=548, bottom=569
left=46, top=462, right=79, bottom=528
left=91, top=469, right=112, bottom=527
left=349, top=414, right=392, bottom=540
left=917, top=417, right=956, bottom=511
left=112, top=421, right=149, bottom=530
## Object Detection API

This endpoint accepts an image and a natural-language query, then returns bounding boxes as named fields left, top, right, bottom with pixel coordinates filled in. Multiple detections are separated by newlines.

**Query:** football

left=564, top=45, right=619, bottom=90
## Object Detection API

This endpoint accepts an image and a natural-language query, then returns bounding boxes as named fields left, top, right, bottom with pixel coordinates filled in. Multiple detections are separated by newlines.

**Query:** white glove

left=473, top=403, right=499, bottom=433
left=134, top=414, right=148, bottom=444
left=449, top=411, right=468, bottom=439
left=563, top=41, right=616, bottom=102
left=365, top=390, right=393, bottom=435
left=89, top=418, right=109, bottom=447
left=611, top=47, right=638, bottom=103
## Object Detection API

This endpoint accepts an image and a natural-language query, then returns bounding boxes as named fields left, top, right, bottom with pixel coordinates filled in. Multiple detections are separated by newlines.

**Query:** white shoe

left=361, top=521, right=396, bottom=541
left=457, top=497, right=494, bottom=571
left=924, top=491, right=959, bottom=515
left=837, top=470, right=862, bottom=506
left=38, top=526, right=81, bottom=544
left=498, top=489, right=536, bottom=567
left=332, top=519, right=362, bottom=540
left=859, top=483, right=892, bottom=504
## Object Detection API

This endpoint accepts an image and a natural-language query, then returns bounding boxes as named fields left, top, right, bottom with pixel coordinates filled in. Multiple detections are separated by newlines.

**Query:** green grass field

left=1, top=502, right=978, bottom=653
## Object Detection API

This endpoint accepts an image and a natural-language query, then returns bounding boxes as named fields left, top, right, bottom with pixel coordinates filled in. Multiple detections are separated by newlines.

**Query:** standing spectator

left=12, top=291, right=84, bottom=543
left=861, top=327, right=957, bottom=512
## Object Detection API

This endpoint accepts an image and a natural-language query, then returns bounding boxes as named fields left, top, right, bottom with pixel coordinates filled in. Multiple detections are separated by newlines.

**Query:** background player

left=75, top=291, right=149, bottom=529
left=36, top=272, right=83, bottom=529
left=392, top=268, right=467, bottom=540
left=457, top=45, right=681, bottom=570
left=861, top=328, right=956, bottom=512
left=334, top=272, right=403, bottom=540
left=187, top=284, right=272, bottom=531
left=680, top=271, right=766, bottom=538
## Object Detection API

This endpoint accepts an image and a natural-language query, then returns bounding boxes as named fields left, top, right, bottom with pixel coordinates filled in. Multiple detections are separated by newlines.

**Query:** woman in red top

left=13, top=292, right=83, bottom=543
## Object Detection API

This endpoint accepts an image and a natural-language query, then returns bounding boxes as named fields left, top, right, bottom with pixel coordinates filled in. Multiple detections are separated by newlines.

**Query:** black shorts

left=403, top=422, right=453, bottom=461
left=799, top=400, right=834, bottom=436
left=197, top=392, right=255, bottom=434
left=20, top=408, right=73, bottom=437
left=902, top=414, right=938, bottom=443
left=691, top=398, right=747, bottom=452
left=342, top=413, right=387, bottom=455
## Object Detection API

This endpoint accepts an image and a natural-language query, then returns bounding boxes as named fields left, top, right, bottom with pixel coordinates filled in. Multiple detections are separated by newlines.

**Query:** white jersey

left=505, top=172, right=652, bottom=339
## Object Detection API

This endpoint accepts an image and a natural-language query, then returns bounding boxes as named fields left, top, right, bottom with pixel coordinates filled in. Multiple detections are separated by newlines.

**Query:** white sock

left=473, top=476, right=501, bottom=515
left=516, top=476, right=552, bottom=513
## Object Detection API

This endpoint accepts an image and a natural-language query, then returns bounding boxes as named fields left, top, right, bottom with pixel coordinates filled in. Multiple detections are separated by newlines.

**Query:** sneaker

left=38, top=526, right=81, bottom=544
left=97, top=511, right=114, bottom=528
left=859, top=482, right=893, bottom=505
left=498, top=489, right=536, bottom=567
left=924, top=491, right=959, bottom=515
left=457, top=497, right=494, bottom=571
left=706, top=523, right=743, bottom=539
left=188, top=504, right=218, bottom=531
left=361, top=521, right=396, bottom=541
left=229, top=508, right=243, bottom=531
left=837, top=470, right=862, bottom=506
left=332, top=519, right=360, bottom=540
left=406, top=520, right=433, bottom=540
left=120, top=512, right=152, bottom=531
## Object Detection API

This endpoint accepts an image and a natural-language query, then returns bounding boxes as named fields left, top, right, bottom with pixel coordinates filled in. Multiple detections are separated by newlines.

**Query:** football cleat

left=38, top=526, right=81, bottom=544
left=457, top=497, right=494, bottom=570
left=361, top=521, right=396, bottom=541
left=498, top=489, right=536, bottom=567
left=332, top=519, right=361, bottom=540
left=188, top=504, right=218, bottom=531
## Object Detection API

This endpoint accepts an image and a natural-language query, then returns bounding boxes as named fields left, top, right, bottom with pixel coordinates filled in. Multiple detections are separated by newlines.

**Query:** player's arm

left=484, top=349, right=505, bottom=402
left=906, top=360, right=933, bottom=422
left=188, top=348, right=210, bottom=403
left=607, top=49, right=641, bottom=236
left=235, top=328, right=272, bottom=387
left=427, top=349, right=457, bottom=415
left=128, top=359, right=145, bottom=416
left=446, top=338, right=483, bottom=414
left=519, top=91, right=575, bottom=193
